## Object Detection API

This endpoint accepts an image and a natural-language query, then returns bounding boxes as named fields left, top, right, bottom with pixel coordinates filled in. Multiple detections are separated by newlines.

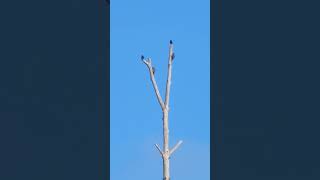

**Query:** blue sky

left=110, top=0, right=210, bottom=179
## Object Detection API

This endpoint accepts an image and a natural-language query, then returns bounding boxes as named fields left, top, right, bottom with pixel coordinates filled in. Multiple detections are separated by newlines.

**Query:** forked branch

left=142, top=58, right=165, bottom=110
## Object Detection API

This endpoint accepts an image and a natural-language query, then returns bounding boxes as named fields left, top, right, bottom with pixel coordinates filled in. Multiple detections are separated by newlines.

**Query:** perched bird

left=171, top=52, right=175, bottom=61
left=152, top=67, right=156, bottom=75
left=141, top=55, right=145, bottom=61
left=170, top=40, right=173, bottom=44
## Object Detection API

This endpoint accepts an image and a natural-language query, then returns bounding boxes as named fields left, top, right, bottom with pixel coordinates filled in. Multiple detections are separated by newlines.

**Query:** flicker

left=152, top=67, right=156, bottom=75
left=171, top=53, right=175, bottom=61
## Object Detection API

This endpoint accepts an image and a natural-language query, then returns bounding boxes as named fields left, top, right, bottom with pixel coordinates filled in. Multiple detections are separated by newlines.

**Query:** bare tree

left=141, top=40, right=182, bottom=180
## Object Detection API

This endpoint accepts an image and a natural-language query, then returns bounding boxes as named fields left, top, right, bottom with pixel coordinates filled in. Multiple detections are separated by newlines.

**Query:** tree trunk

left=163, top=157, right=170, bottom=180
left=163, top=110, right=170, bottom=180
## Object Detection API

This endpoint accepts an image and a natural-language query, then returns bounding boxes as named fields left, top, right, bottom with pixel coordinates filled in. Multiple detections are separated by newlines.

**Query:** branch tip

left=155, top=144, right=163, bottom=156
left=169, top=140, right=183, bottom=156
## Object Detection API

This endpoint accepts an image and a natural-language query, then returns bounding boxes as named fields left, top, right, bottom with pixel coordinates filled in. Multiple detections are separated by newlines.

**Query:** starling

left=152, top=67, right=156, bottom=75
left=171, top=52, right=175, bottom=60
left=141, top=55, right=144, bottom=61
left=169, top=40, right=173, bottom=44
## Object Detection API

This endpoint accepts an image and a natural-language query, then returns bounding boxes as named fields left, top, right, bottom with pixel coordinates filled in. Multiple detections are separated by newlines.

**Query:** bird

left=152, top=67, right=156, bottom=75
left=171, top=53, right=175, bottom=61
left=170, top=40, right=173, bottom=44
left=141, top=55, right=145, bottom=61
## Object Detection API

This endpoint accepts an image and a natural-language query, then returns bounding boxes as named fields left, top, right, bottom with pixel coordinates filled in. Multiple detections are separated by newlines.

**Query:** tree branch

left=169, top=140, right=183, bottom=156
left=142, top=58, right=165, bottom=110
left=154, top=143, right=163, bottom=156
left=164, top=43, right=174, bottom=110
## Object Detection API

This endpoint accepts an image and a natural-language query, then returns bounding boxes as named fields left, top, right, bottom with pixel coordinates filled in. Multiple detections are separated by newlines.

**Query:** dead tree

left=141, top=40, right=183, bottom=180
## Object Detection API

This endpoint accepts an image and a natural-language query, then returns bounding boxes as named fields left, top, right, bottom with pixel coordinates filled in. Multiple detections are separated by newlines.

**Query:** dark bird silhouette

left=171, top=53, right=175, bottom=61
left=170, top=40, right=173, bottom=44
left=141, top=55, right=145, bottom=61
left=152, top=67, right=156, bottom=75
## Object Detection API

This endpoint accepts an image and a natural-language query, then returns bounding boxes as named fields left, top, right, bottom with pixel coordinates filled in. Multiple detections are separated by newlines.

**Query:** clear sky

left=110, top=0, right=210, bottom=179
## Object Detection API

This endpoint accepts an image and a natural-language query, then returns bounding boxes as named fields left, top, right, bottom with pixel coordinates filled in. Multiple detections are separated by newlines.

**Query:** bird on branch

left=170, top=40, right=173, bottom=44
left=171, top=53, right=175, bottom=61
left=141, top=55, right=145, bottom=61
left=152, top=67, right=156, bottom=75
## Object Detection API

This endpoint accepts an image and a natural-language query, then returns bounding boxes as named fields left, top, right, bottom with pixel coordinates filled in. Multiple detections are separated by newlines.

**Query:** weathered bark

left=164, top=43, right=173, bottom=110
left=163, top=110, right=170, bottom=179
left=142, top=58, right=165, bottom=110
left=142, top=41, right=182, bottom=180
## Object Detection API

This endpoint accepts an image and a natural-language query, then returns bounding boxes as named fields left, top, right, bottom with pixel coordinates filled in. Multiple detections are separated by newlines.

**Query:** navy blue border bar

left=98, top=0, right=110, bottom=179
left=210, top=0, right=223, bottom=179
